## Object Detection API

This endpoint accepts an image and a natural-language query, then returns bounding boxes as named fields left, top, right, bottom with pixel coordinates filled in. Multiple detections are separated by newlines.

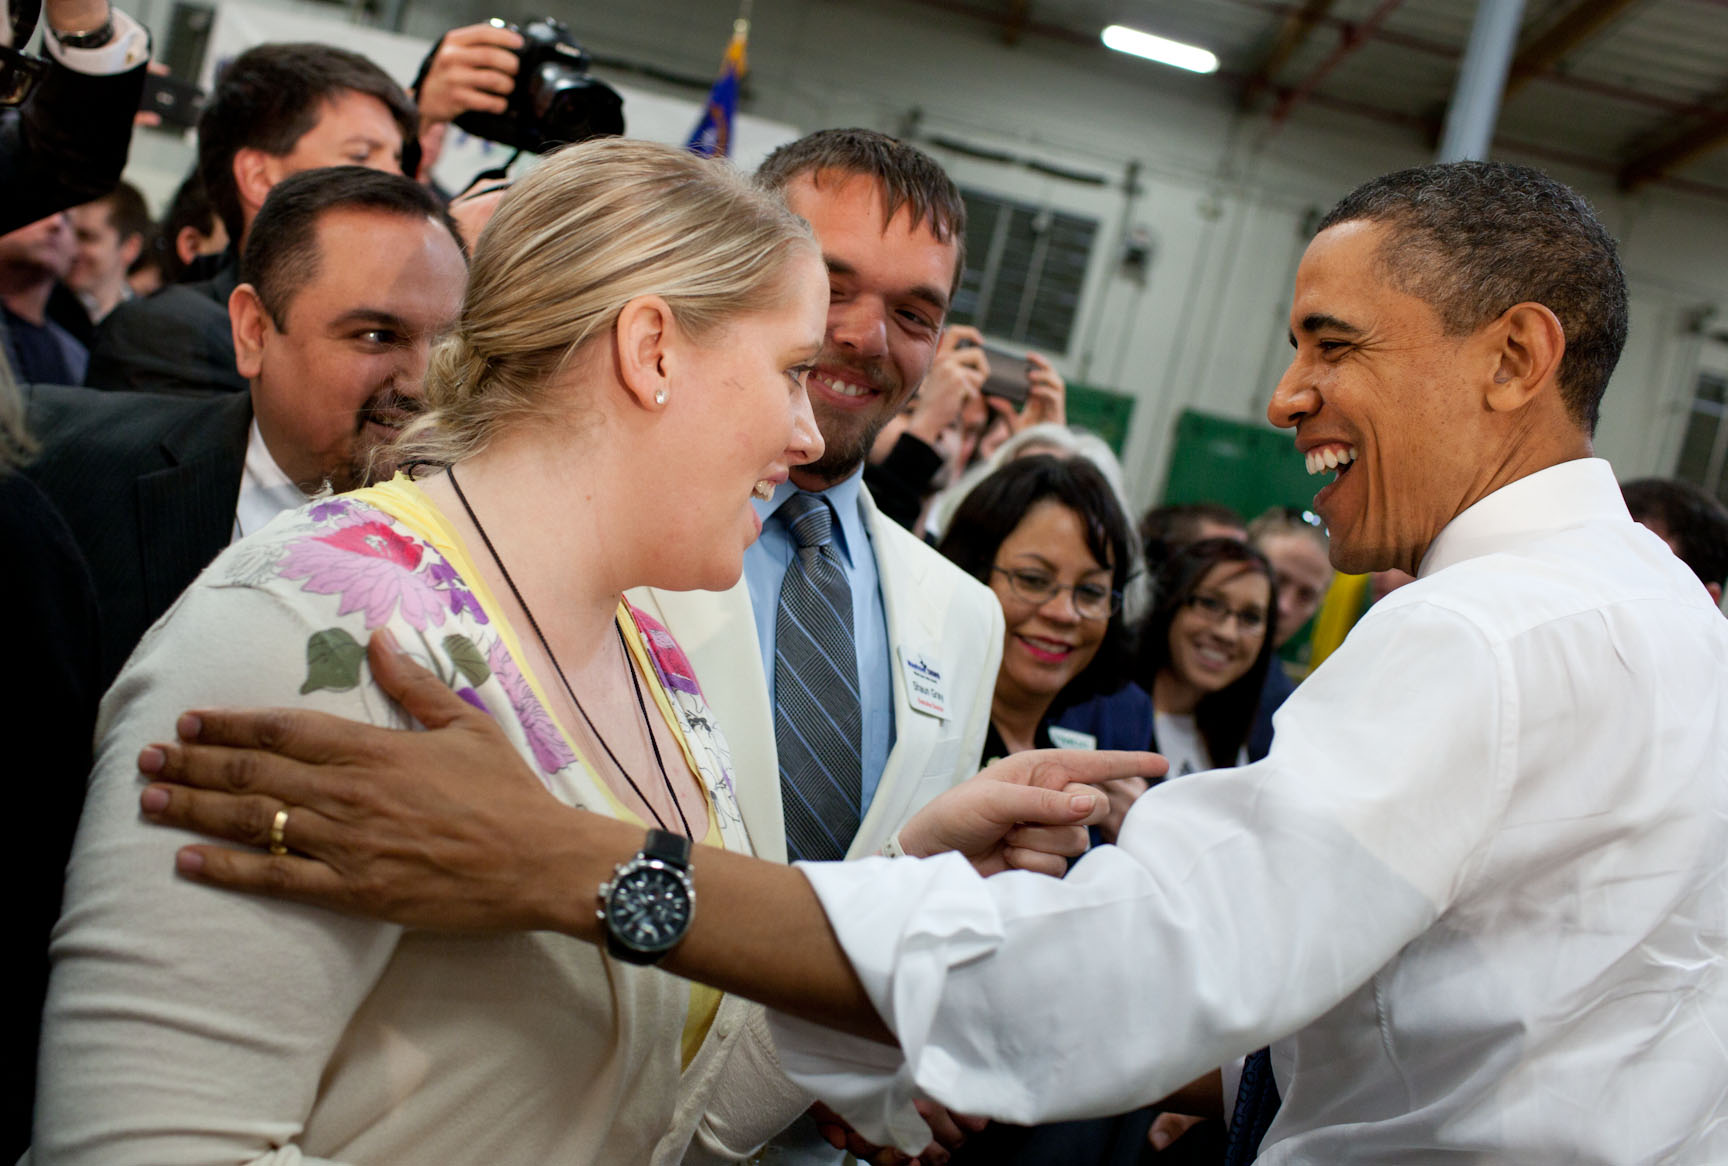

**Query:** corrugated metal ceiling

left=914, top=0, right=1728, bottom=196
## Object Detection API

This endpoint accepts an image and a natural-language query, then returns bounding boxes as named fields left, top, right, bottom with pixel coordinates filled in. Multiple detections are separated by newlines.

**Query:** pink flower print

left=279, top=521, right=449, bottom=630
left=628, top=605, right=702, bottom=696
left=487, top=637, right=575, bottom=776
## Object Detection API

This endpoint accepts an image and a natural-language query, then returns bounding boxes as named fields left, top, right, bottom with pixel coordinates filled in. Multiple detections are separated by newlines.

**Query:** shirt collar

left=1419, top=457, right=1629, bottom=578
left=234, top=420, right=311, bottom=539
left=755, top=466, right=870, bottom=569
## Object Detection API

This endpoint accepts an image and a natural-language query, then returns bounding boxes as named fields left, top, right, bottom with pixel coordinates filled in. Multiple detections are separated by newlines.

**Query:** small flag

left=686, top=19, right=748, bottom=158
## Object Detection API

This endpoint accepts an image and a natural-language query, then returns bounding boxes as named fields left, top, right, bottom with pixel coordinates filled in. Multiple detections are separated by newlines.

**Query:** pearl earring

left=654, top=388, right=667, bottom=406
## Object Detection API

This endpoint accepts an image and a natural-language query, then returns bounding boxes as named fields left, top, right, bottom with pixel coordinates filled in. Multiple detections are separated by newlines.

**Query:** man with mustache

left=27, top=166, right=465, bottom=686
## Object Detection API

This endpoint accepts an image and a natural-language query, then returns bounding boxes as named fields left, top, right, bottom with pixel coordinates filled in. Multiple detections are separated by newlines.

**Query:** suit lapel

left=136, top=393, right=251, bottom=616
left=628, top=582, right=784, bottom=861
left=849, top=489, right=942, bottom=858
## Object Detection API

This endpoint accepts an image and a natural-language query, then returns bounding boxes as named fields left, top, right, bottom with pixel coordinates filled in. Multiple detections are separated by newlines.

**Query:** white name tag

left=899, top=648, right=948, bottom=719
left=1047, top=726, right=1098, bottom=751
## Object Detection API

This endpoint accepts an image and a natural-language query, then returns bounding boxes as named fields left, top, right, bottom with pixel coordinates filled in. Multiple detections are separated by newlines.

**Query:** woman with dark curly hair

left=933, top=452, right=1157, bottom=1166
left=936, top=453, right=1140, bottom=764
left=1139, top=537, right=1277, bottom=777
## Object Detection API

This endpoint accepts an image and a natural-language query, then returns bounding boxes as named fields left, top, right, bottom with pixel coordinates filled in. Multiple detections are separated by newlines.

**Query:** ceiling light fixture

left=1101, top=24, right=1218, bottom=75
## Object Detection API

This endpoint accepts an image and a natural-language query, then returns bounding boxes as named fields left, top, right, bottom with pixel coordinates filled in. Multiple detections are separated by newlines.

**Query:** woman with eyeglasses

left=935, top=455, right=1139, bottom=769
left=1140, top=537, right=1278, bottom=779
left=933, top=458, right=1171, bottom=1166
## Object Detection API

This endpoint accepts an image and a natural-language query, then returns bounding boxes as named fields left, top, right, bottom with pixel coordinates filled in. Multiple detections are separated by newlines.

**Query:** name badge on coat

left=1047, top=726, right=1098, bottom=751
left=898, top=647, right=948, bottom=719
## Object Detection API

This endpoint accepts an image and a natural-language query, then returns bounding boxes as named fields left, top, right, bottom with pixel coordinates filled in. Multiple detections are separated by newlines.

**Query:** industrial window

left=1675, top=366, right=1728, bottom=504
left=949, top=190, right=1097, bottom=355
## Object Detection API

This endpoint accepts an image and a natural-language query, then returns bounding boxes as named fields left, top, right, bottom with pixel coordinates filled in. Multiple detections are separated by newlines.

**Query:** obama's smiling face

left=1270, top=219, right=1508, bottom=577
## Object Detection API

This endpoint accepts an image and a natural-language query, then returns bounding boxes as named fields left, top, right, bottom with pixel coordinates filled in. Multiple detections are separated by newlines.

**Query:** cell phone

left=958, top=338, right=1031, bottom=405
left=139, top=72, right=206, bottom=130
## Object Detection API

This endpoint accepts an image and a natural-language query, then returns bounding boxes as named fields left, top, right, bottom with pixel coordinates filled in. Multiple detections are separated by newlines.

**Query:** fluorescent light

left=1101, top=24, right=1219, bottom=74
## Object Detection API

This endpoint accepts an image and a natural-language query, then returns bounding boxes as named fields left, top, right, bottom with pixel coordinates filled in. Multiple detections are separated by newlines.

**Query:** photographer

left=1, top=0, right=150, bottom=235
left=971, top=345, right=1066, bottom=465
left=410, top=18, right=622, bottom=184
left=405, top=21, right=521, bottom=199
left=413, top=20, right=522, bottom=128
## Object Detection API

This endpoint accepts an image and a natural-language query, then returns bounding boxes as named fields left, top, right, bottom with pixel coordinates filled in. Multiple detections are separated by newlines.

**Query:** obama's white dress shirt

left=773, top=457, right=1728, bottom=1163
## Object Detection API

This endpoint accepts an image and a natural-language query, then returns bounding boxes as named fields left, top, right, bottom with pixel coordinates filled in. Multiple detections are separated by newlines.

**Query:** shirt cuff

left=42, top=7, right=150, bottom=75
left=767, top=853, right=1005, bottom=1154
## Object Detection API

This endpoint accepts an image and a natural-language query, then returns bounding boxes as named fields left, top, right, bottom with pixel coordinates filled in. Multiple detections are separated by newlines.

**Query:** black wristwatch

left=597, top=828, right=695, bottom=965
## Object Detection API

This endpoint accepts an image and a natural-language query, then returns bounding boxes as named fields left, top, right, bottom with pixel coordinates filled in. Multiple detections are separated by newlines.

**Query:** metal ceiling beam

left=1239, top=0, right=1337, bottom=110
left=889, top=0, right=1728, bottom=204
left=1504, top=0, right=1641, bottom=96
left=1269, top=0, right=1406, bottom=127
left=899, top=0, right=1096, bottom=49
left=1299, top=86, right=1728, bottom=202
left=1621, top=98, right=1728, bottom=188
left=898, top=0, right=1708, bottom=159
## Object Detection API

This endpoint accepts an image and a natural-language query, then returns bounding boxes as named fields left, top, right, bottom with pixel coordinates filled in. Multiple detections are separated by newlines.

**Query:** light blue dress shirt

left=746, top=471, right=894, bottom=826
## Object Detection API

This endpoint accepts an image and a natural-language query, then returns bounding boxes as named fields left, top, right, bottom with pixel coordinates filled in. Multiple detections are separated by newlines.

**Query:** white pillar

left=1437, top=0, right=1526, bottom=162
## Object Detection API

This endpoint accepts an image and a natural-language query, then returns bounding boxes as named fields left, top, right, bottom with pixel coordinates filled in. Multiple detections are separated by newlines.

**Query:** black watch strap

left=643, top=827, right=691, bottom=867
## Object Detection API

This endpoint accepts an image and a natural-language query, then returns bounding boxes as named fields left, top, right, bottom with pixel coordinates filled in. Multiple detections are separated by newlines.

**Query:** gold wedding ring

left=269, top=807, right=291, bottom=857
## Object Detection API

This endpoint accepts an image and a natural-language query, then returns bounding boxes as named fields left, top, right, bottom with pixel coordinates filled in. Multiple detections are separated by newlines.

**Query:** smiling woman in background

left=1139, top=537, right=1277, bottom=778
left=935, top=454, right=1138, bottom=765
left=935, top=454, right=1168, bottom=1166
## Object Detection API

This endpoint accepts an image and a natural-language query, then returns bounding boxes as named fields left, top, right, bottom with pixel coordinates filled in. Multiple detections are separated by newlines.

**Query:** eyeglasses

left=991, top=566, right=1121, bottom=620
left=1183, top=593, right=1268, bottom=635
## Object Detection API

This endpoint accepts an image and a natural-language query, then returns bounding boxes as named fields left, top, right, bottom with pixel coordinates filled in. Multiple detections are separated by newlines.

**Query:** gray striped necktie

left=773, top=492, right=862, bottom=862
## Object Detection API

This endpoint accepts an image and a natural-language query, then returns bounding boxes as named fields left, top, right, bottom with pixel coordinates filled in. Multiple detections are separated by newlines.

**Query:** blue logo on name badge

left=909, top=658, right=940, bottom=682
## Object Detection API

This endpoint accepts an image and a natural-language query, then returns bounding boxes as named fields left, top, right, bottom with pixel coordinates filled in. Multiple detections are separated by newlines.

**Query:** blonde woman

left=35, top=138, right=826, bottom=1164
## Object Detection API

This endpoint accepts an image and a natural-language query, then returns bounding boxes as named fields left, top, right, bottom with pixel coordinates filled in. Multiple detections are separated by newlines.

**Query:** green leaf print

left=442, top=633, right=491, bottom=687
left=300, top=627, right=366, bottom=694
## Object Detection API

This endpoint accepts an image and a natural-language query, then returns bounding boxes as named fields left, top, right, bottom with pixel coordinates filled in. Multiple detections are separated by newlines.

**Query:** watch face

left=608, top=863, right=692, bottom=953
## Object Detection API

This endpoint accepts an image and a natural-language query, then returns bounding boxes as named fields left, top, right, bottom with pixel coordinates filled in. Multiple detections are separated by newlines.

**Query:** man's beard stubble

left=797, top=349, right=904, bottom=487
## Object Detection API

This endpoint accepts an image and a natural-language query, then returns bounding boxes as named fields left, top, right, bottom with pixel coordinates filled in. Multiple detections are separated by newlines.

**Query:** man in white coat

left=627, top=129, right=1005, bottom=1160
left=634, top=130, right=1004, bottom=868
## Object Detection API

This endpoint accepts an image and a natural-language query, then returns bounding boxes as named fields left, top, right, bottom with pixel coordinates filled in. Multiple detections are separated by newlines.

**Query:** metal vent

left=949, top=188, right=1097, bottom=355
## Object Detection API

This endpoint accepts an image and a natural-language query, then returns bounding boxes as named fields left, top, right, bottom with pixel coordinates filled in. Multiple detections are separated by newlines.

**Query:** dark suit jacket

left=0, top=470, right=101, bottom=1160
left=0, top=59, right=146, bottom=235
left=1248, top=661, right=1297, bottom=762
left=84, top=256, right=247, bottom=396
left=24, top=384, right=252, bottom=685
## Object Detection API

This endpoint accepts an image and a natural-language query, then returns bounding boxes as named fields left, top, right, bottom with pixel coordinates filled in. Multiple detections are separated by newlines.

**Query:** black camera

left=452, top=18, right=624, bottom=155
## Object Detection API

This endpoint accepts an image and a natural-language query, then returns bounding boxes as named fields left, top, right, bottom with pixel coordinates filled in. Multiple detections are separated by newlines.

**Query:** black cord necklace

left=446, top=466, right=692, bottom=838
